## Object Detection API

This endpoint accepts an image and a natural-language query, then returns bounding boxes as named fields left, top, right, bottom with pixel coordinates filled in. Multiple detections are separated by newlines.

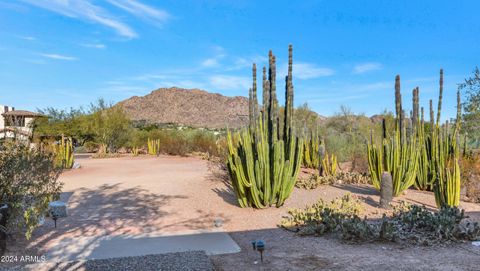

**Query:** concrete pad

left=44, top=231, right=240, bottom=262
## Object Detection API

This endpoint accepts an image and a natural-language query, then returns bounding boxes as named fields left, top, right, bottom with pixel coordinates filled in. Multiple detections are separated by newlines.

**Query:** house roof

left=2, top=110, right=44, bottom=117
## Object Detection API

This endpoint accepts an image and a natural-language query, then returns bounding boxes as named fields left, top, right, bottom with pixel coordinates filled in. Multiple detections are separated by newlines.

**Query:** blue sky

left=1, top=1, right=479, bottom=120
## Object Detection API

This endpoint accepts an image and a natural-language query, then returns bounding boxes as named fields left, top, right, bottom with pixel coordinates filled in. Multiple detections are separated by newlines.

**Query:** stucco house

left=0, top=105, right=43, bottom=141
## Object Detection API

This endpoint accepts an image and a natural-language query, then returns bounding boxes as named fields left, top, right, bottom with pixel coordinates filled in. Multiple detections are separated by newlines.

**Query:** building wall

left=0, top=105, right=35, bottom=141
left=0, top=105, right=14, bottom=131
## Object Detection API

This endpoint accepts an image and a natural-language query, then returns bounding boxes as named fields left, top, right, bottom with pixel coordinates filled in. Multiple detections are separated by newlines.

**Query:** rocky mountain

left=117, top=87, right=249, bottom=129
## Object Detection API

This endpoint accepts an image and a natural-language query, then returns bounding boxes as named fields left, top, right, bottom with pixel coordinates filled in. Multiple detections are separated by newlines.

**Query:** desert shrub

left=281, top=195, right=480, bottom=245
left=127, top=129, right=149, bottom=151
left=461, top=154, right=480, bottom=202
left=83, top=141, right=99, bottom=153
left=281, top=194, right=364, bottom=236
left=191, top=131, right=218, bottom=155
left=0, top=143, right=63, bottom=243
left=319, top=107, right=379, bottom=165
left=296, top=172, right=370, bottom=189
left=138, top=128, right=223, bottom=157
left=388, top=205, right=480, bottom=244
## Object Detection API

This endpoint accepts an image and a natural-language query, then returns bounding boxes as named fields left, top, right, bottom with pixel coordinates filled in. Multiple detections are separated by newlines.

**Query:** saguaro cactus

left=226, top=45, right=303, bottom=208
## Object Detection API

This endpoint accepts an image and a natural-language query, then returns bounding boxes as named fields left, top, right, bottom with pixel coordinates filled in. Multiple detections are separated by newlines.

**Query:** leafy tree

left=34, top=107, right=94, bottom=144
left=88, top=100, right=132, bottom=153
left=459, top=67, right=480, bottom=148
left=293, top=103, right=321, bottom=132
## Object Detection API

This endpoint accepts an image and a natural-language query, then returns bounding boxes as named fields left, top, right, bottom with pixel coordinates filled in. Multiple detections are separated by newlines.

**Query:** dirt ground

left=4, top=155, right=480, bottom=270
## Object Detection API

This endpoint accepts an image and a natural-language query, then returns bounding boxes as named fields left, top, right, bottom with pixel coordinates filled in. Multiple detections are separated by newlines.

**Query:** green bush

left=0, top=143, right=63, bottom=240
left=319, top=107, right=382, bottom=171
left=126, top=128, right=224, bottom=157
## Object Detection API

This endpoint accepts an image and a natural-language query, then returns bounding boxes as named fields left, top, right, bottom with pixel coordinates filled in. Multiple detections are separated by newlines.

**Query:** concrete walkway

left=44, top=231, right=240, bottom=262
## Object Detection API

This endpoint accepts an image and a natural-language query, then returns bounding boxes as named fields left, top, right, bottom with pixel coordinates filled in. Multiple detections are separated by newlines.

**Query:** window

left=5, top=116, right=25, bottom=127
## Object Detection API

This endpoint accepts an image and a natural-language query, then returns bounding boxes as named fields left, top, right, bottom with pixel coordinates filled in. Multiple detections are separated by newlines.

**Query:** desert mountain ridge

left=117, top=87, right=384, bottom=129
left=117, top=87, right=250, bottom=129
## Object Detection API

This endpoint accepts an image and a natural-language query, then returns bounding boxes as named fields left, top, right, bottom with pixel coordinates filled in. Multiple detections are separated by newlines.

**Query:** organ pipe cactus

left=320, top=148, right=337, bottom=177
left=433, top=128, right=461, bottom=207
left=415, top=105, right=432, bottom=190
left=226, top=45, right=303, bottom=208
left=147, top=138, right=160, bottom=156
left=367, top=75, right=419, bottom=196
left=302, top=130, right=320, bottom=169
left=368, top=69, right=462, bottom=206
left=367, top=126, right=419, bottom=196
left=415, top=70, right=461, bottom=207
left=432, top=72, right=462, bottom=207
left=317, top=141, right=337, bottom=177
left=55, top=135, right=74, bottom=169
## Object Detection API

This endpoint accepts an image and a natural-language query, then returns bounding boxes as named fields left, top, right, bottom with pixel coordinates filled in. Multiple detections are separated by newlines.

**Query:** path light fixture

left=251, top=240, right=265, bottom=262
left=214, top=218, right=223, bottom=227
left=48, top=201, right=67, bottom=228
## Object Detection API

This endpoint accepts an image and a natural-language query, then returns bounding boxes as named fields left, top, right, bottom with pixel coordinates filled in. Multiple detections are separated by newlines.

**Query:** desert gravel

left=3, top=251, right=213, bottom=271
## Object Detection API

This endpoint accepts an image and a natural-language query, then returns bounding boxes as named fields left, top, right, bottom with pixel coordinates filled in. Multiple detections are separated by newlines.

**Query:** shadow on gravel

left=333, top=184, right=378, bottom=196
left=28, top=184, right=188, bottom=259
left=206, top=161, right=239, bottom=206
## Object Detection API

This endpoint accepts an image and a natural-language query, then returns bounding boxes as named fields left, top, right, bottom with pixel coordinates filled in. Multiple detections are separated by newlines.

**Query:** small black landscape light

left=48, top=201, right=67, bottom=228
left=252, top=240, right=265, bottom=263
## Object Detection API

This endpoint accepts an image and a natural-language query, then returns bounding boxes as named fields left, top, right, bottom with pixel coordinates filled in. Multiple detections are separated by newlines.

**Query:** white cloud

left=201, top=58, right=219, bottom=67
left=287, top=62, right=335, bottom=79
left=209, top=75, right=250, bottom=90
left=40, top=53, right=77, bottom=61
left=21, top=0, right=138, bottom=38
left=353, top=62, right=382, bottom=74
left=19, top=36, right=36, bottom=41
left=81, top=43, right=107, bottom=49
left=106, top=0, right=171, bottom=24
left=200, top=46, right=226, bottom=68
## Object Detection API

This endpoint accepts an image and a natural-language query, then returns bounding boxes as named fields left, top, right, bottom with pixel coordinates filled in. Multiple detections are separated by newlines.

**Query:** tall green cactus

left=319, top=143, right=338, bottom=177
left=302, top=130, right=320, bottom=169
left=226, top=45, right=303, bottom=208
left=55, top=135, right=74, bottom=169
left=147, top=138, right=160, bottom=156
left=415, top=103, right=432, bottom=190
left=432, top=71, right=462, bottom=207
left=367, top=75, right=419, bottom=196
left=368, top=69, right=462, bottom=206
left=415, top=70, right=461, bottom=207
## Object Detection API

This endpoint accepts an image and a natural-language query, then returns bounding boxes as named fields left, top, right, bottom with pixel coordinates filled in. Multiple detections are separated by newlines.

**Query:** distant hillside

left=117, top=87, right=249, bottom=129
